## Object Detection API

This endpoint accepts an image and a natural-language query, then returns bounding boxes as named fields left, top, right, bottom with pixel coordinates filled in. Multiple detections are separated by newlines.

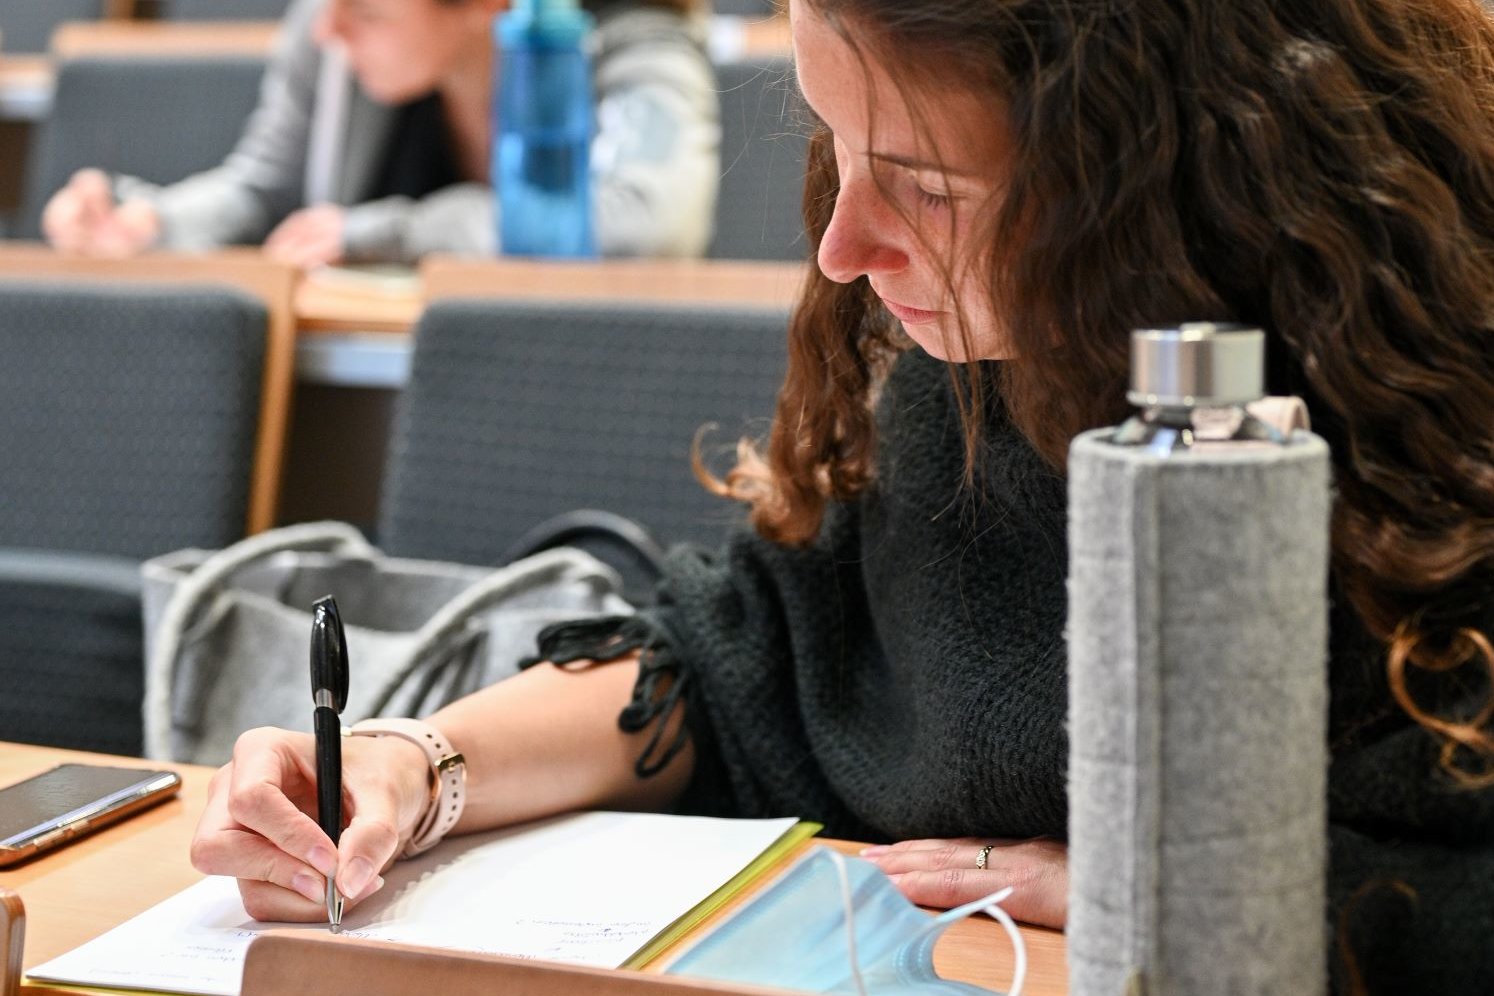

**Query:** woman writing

left=41, top=0, right=717, bottom=265
left=191, top=0, right=1493, bottom=990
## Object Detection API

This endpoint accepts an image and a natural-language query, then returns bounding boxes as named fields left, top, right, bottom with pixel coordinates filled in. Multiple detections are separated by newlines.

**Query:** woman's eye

left=917, top=187, right=952, bottom=210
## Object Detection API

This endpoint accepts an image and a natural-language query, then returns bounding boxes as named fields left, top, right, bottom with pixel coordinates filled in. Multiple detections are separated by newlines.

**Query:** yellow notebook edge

left=18, top=979, right=153, bottom=996
left=621, top=819, right=823, bottom=971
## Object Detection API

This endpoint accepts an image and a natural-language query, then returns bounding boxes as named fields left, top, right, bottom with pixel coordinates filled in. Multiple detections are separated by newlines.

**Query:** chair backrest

left=709, top=55, right=811, bottom=262
left=378, top=298, right=790, bottom=567
left=0, top=549, right=146, bottom=755
left=0, top=0, right=106, bottom=53
left=157, top=0, right=293, bottom=18
left=712, top=0, right=779, bottom=15
left=18, top=54, right=265, bottom=236
left=0, top=281, right=269, bottom=559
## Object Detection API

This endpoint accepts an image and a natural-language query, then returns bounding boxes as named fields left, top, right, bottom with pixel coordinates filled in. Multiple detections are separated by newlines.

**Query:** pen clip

left=310, top=594, right=350, bottom=714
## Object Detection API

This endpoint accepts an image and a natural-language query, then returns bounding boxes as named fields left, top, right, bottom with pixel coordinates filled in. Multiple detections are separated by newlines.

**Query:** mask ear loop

left=828, top=850, right=870, bottom=996
left=981, top=887, right=1026, bottom=996
left=931, top=884, right=1026, bottom=996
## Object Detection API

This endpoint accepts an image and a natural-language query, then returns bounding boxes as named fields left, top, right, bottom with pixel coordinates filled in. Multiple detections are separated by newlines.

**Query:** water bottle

left=1067, top=323, right=1331, bottom=995
left=493, top=0, right=596, bottom=258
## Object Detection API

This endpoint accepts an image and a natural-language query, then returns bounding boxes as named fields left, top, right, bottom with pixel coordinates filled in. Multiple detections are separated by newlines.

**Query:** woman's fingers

left=861, top=836, right=1069, bottom=928
left=237, top=863, right=386, bottom=924
left=188, top=727, right=433, bottom=924
left=190, top=766, right=328, bottom=903
left=42, top=170, right=110, bottom=252
left=861, top=837, right=993, bottom=874
left=333, top=735, right=432, bottom=898
left=264, top=205, right=345, bottom=268
left=222, top=729, right=341, bottom=878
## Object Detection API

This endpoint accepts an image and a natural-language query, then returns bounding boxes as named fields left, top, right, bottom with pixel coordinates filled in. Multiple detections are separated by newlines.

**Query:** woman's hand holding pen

left=189, top=726, right=431, bottom=922
left=42, top=169, right=161, bottom=258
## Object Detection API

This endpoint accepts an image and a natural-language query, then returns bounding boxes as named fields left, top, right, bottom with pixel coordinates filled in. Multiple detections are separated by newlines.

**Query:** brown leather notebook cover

left=241, top=931, right=797, bottom=996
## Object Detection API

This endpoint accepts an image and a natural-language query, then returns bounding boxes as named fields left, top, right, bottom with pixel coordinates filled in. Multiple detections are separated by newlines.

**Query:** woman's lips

left=879, top=297, right=943, bottom=325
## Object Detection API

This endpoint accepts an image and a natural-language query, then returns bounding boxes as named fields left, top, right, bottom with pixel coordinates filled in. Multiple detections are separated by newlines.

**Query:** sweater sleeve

left=1328, top=825, right=1494, bottom=994
left=525, top=502, right=871, bottom=835
left=341, top=183, right=495, bottom=263
left=112, top=0, right=322, bottom=249
left=1324, top=632, right=1494, bottom=995
left=589, top=6, right=719, bottom=258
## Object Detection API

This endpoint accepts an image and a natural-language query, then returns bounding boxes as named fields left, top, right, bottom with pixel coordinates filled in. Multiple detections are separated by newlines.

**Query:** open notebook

left=28, top=811, right=819, bottom=996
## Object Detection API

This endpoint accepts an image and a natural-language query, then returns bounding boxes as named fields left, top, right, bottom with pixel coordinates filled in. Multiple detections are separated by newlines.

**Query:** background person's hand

left=41, top=169, right=160, bottom=257
left=189, top=726, right=431, bottom=922
left=861, top=836, right=1068, bottom=928
left=264, top=204, right=346, bottom=269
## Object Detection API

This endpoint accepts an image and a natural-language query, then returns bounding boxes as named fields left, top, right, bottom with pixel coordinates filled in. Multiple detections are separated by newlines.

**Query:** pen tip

left=326, top=881, right=345, bottom=934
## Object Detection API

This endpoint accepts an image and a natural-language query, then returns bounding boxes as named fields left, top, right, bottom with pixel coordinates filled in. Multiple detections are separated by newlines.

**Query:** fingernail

left=291, top=871, right=324, bottom=904
left=887, top=872, right=905, bottom=883
left=340, top=857, right=374, bottom=899
left=308, top=845, right=338, bottom=878
left=362, top=875, right=386, bottom=900
left=861, top=845, right=888, bottom=857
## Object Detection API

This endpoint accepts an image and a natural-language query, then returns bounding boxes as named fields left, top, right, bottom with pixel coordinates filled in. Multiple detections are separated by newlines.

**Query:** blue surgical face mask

left=665, top=846, right=1026, bottom=996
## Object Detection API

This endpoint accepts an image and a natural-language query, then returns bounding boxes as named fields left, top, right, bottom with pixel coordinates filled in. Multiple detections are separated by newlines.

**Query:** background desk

left=0, top=743, right=1066, bottom=995
left=294, top=256, right=807, bottom=388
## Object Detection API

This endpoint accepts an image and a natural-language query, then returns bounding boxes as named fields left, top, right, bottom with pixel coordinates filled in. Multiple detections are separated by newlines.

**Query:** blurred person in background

left=42, top=0, right=718, bottom=266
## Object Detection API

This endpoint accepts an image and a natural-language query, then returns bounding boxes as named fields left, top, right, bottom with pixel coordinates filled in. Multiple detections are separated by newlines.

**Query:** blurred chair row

left=15, top=52, right=809, bottom=261
left=0, top=1, right=780, bottom=53
left=0, top=279, right=789, bottom=755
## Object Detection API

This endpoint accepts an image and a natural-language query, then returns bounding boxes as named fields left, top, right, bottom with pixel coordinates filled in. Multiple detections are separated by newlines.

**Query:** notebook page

left=27, top=811, right=800, bottom=996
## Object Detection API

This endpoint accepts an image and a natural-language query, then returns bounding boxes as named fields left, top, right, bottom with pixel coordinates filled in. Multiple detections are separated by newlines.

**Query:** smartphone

left=0, top=763, right=182, bottom=868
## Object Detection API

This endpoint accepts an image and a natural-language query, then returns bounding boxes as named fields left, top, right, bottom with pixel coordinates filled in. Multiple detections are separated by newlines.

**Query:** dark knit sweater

left=534, top=348, right=1493, bottom=993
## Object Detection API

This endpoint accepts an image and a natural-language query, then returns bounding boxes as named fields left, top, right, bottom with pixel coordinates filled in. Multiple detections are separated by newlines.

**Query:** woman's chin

left=901, top=319, right=1012, bottom=363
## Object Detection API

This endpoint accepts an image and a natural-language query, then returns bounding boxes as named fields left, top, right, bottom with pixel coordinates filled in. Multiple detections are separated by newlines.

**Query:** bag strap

left=142, top=521, right=377, bottom=760
left=362, top=547, right=620, bottom=719
left=499, top=509, right=668, bottom=581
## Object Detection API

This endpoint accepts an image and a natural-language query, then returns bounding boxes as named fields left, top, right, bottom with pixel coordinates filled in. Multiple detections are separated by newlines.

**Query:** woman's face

left=314, top=0, right=499, bottom=105
left=791, top=1, right=1013, bottom=362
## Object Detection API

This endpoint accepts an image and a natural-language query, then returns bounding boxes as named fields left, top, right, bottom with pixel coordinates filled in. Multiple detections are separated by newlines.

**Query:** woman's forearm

left=428, top=654, right=694, bottom=835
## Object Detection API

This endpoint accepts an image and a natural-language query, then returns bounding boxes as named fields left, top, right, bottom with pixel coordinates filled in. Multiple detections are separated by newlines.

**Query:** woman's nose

left=816, top=173, right=909, bottom=285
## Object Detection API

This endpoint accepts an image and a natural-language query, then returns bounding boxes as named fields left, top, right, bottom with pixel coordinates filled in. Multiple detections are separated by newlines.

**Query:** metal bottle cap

left=1127, top=322, right=1265, bottom=409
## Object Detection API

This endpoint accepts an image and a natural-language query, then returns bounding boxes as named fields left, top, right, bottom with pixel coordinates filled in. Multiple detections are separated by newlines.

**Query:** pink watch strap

left=348, top=718, right=466, bottom=858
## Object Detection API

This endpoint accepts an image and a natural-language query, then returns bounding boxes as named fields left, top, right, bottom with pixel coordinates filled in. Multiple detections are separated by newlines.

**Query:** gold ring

left=975, top=844, right=994, bottom=870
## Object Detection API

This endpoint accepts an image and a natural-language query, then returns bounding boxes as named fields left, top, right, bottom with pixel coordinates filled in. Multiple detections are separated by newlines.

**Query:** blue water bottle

left=494, top=0, right=597, bottom=258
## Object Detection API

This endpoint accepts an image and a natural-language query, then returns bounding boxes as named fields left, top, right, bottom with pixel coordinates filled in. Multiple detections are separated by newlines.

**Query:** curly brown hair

left=712, top=0, right=1494, bottom=782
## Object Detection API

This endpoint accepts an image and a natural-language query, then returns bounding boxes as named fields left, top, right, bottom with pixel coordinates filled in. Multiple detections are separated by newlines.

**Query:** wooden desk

left=0, top=58, right=52, bottom=121
left=0, top=743, right=1065, bottom=995
left=292, top=256, right=807, bottom=388
left=50, top=21, right=280, bottom=61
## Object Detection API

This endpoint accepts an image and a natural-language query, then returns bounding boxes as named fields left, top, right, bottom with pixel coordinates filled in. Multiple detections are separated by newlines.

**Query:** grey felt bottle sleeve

left=1066, top=429, right=1331, bottom=996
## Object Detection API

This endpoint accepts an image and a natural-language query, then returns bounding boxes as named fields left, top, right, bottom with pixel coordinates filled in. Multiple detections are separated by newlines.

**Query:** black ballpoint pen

left=310, top=595, right=350, bottom=933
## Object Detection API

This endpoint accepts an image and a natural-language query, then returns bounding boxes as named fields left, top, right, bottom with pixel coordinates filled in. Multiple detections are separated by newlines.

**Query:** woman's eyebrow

left=869, top=150, right=981, bottom=179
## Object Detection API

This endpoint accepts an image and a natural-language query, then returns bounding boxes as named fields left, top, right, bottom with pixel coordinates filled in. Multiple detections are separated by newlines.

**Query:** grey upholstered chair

left=18, top=55, right=266, bottom=237
left=378, top=298, right=790, bottom=588
left=157, top=0, right=294, bottom=18
left=0, top=0, right=106, bottom=53
left=0, top=282, right=269, bottom=754
left=709, top=55, right=812, bottom=261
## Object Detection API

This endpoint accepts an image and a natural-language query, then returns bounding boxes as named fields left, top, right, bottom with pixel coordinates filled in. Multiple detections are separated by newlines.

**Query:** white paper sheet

left=28, top=811, right=799, bottom=996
